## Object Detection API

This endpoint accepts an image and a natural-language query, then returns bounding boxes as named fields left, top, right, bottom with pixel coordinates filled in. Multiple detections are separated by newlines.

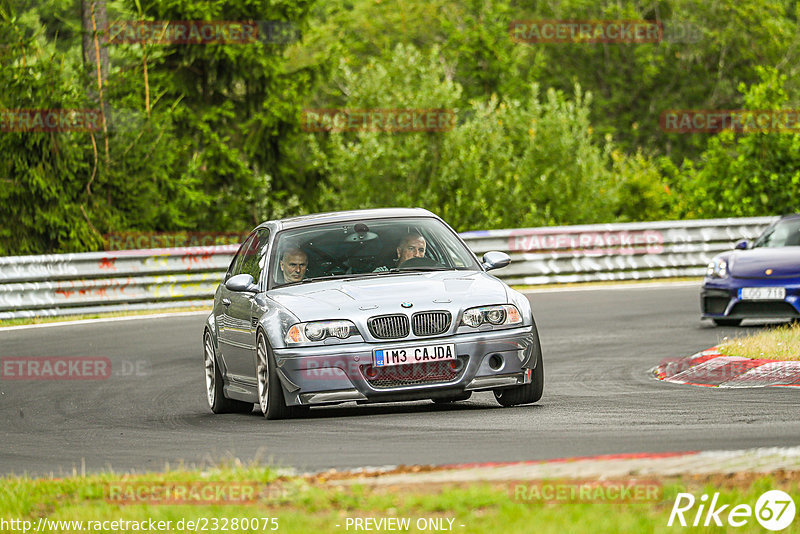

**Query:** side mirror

left=481, top=251, right=511, bottom=271
left=734, top=240, right=749, bottom=250
left=225, top=273, right=258, bottom=293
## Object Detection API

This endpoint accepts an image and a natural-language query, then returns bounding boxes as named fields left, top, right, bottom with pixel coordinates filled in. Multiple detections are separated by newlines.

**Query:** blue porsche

left=702, top=214, right=800, bottom=326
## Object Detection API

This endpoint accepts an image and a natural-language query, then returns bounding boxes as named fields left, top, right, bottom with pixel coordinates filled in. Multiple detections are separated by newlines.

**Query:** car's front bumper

left=701, top=277, right=800, bottom=320
left=272, top=326, right=538, bottom=406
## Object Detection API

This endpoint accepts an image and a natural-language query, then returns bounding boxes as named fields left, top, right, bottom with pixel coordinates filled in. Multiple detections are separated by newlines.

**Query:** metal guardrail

left=0, top=217, right=776, bottom=320
left=460, top=216, right=776, bottom=285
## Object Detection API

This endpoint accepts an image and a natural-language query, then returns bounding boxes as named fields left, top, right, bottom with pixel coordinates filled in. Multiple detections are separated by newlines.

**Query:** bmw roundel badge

left=401, top=302, right=413, bottom=308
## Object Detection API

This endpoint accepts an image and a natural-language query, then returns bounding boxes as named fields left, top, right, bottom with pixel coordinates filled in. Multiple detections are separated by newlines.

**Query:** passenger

left=279, top=248, right=308, bottom=283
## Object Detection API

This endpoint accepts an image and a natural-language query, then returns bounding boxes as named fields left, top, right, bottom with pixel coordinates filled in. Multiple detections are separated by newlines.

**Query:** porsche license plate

left=740, top=287, right=786, bottom=300
left=373, top=343, right=456, bottom=367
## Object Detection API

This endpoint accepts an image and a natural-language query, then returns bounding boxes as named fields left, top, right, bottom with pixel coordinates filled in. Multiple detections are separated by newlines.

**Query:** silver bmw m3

left=203, top=208, right=544, bottom=419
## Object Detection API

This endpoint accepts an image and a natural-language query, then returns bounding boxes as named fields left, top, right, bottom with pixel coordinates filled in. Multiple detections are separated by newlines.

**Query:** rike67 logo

left=668, top=490, right=796, bottom=531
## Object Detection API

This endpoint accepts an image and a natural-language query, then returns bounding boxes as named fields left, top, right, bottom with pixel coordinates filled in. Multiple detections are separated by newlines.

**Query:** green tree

left=312, top=44, right=627, bottom=231
left=673, top=67, right=800, bottom=218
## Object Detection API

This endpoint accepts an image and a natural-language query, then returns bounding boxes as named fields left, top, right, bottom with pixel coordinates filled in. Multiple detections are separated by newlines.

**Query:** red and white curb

left=652, top=347, right=800, bottom=388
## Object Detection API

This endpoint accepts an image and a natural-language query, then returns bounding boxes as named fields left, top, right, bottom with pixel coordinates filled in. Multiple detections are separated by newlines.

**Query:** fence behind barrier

left=0, top=217, right=776, bottom=319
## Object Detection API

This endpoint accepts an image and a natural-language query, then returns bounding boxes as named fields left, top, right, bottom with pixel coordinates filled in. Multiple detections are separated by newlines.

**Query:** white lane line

left=0, top=310, right=210, bottom=331
left=521, top=281, right=700, bottom=293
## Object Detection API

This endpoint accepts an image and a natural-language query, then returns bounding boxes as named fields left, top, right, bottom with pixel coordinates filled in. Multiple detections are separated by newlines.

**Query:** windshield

left=269, top=217, right=479, bottom=288
left=752, top=218, right=800, bottom=248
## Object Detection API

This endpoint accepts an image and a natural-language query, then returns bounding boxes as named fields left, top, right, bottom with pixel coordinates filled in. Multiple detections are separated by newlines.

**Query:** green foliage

left=673, top=67, right=800, bottom=218
left=312, top=44, right=663, bottom=231
left=432, top=88, right=615, bottom=230
left=0, top=12, right=97, bottom=254
left=610, top=151, right=675, bottom=223
left=0, top=0, right=315, bottom=254
left=2, top=0, right=800, bottom=255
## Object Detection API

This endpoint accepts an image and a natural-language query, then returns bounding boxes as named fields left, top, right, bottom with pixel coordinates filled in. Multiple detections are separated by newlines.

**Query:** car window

left=239, top=228, right=271, bottom=284
left=226, top=231, right=257, bottom=279
left=270, top=217, right=479, bottom=287
left=753, top=219, right=800, bottom=248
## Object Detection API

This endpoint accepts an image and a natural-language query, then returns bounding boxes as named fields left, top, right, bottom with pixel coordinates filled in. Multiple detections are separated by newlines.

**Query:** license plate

left=740, top=287, right=786, bottom=300
left=373, top=343, right=456, bottom=367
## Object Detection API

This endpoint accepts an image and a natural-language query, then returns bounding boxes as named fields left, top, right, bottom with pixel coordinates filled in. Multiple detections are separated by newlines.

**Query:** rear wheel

left=204, top=330, right=253, bottom=414
left=432, top=392, right=472, bottom=404
left=257, top=331, right=308, bottom=420
left=494, top=325, right=544, bottom=407
left=713, top=318, right=742, bottom=327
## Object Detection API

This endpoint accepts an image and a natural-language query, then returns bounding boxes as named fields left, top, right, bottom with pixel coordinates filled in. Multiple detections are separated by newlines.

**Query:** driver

left=396, top=233, right=426, bottom=265
left=279, top=247, right=308, bottom=283
left=374, top=233, right=427, bottom=271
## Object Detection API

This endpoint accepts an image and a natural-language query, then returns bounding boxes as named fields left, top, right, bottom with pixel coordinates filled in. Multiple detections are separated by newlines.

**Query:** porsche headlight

left=706, top=258, right=728, bottom=278
left=285, top=320, right=357, bottom=344
left=460, top=305, right=522, bottom=328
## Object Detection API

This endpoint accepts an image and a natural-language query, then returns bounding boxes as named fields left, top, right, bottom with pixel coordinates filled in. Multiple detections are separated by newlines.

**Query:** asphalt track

left=1, top=284, right=798, bottom=476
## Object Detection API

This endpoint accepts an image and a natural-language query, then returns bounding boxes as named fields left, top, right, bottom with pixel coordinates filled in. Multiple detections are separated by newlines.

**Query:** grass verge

left=1, top=466, right=797, bottom=533
left=718, top=322, right=800, bottom=361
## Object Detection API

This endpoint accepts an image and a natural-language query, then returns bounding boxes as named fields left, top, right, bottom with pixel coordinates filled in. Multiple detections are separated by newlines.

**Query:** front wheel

left=204, top=330, right=253, bottom=414
left=713, top=318, right=742, bottom=327
left=494, top=329, right=544, bottom=407
left=257, top=331, right=308, bottom=420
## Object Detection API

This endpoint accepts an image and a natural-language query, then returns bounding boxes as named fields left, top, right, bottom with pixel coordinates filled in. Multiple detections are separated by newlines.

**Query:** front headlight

left=460, top=305, right=522, bottom=328
left=285, top=320, right=358, bottom=344
left=706, top=258, right=728, bottom=278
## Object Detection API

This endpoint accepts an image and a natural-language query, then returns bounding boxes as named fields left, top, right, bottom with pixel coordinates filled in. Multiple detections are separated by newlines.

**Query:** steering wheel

left=397, top=256, right=443, bottom=269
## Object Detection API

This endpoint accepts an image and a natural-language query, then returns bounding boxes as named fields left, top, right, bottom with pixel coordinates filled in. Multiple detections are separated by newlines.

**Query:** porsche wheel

left=204, top=330, right=253, bottom=414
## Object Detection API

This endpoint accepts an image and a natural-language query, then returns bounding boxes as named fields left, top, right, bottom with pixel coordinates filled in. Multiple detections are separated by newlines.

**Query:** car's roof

left=779, top=213, right=800, bottom=220
left=261, top=208, right=439, bottom=231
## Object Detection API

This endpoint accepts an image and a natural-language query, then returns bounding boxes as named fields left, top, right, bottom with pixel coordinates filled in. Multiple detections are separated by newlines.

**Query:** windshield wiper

left=372, top=266, right=463, bottom=274
left=397, top=266, right=452, bottom=272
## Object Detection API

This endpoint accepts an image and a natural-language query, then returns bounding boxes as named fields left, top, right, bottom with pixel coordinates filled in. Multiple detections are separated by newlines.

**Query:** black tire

left=257, top=331, right=308, bottom=420
left=713, top=318, right=742, bottom=327
left=204, top=330, right=253, bottom=414
left=494, top=326, right=544, bottom=407
left=432, top=392, right=472, bottom=404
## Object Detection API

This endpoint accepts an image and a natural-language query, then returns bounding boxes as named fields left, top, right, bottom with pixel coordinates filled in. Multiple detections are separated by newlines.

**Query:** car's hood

left=268, top=271, right=508, bottom=321
left=728, top=247, right=800, bottom=278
